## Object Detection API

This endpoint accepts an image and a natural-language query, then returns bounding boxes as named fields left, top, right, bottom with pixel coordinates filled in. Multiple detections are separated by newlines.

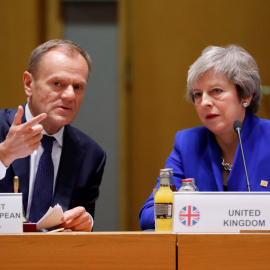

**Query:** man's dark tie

left=29, top=135, right=55, bottom=223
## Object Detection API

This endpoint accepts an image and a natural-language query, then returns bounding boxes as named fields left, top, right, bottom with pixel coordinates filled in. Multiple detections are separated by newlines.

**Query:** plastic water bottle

left=179, top=178, right=196, bottom=192
left=191, top=178, right=199, bottom=191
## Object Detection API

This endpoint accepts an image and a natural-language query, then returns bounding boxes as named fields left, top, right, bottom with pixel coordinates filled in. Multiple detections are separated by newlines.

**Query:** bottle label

left=155, top=203, right=173, bottom=219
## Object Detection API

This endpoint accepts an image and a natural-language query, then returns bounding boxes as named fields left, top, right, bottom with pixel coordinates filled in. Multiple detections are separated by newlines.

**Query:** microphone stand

left=235, top=128, right=251, bottom=192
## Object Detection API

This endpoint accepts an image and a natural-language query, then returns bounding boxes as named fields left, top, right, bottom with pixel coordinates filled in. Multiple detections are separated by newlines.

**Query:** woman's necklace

left=221, top=158, right=232, bottom=171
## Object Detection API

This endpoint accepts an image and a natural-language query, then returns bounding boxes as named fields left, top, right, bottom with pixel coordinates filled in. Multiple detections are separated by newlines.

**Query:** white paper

left=36, top=204, right=64, bottom=229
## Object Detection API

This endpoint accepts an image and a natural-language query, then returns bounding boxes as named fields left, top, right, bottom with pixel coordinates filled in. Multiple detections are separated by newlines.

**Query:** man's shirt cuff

left=0, top=160, right=7, bottom=180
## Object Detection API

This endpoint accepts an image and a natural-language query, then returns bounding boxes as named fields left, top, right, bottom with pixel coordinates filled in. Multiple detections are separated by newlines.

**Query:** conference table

left=1, top=232, right=270, bottom=269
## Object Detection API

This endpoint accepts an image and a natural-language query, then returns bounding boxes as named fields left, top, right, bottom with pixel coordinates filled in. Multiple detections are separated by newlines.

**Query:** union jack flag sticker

left=179, top=205, right=200, bottom=226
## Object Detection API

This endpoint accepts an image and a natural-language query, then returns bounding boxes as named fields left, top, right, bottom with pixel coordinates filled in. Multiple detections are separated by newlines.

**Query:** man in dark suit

left=0, top=39, right=106, bottom=232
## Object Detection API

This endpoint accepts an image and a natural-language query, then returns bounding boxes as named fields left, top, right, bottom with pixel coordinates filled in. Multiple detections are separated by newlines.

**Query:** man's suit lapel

left=12, top=158, right=30, bottom=211
left=53, top=125, right=85, bottom=211
left=7, top=105, right=30, bottom=211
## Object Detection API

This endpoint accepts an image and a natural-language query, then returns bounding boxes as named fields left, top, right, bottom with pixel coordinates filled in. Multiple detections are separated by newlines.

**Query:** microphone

left=233, top=120, right=251, bottom=191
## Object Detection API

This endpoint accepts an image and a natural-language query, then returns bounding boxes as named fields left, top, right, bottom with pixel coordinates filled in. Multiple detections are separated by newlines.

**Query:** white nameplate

left=173, top=192, right=270, bottom=233
left=0, top=193, right=23, bottom=234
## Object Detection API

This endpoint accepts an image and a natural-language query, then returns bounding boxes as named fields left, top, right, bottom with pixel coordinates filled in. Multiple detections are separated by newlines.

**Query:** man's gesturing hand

left=0, top=105, right=47, bottom=167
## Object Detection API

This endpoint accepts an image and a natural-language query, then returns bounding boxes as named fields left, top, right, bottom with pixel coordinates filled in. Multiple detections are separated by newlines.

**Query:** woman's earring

left=243, top=102, right=248, bottom=108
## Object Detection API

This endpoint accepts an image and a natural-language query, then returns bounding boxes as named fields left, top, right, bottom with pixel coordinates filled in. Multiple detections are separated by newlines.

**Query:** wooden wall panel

left=0, top=0, right=62, bottom=110
left=0, top=0, right=40, bottom=109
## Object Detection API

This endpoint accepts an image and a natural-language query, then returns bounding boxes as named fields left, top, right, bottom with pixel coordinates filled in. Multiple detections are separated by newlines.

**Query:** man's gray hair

left=28, top=39, right=91, bottom=80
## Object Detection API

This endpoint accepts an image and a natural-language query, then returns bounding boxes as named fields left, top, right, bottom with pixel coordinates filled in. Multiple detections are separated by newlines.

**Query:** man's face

left=24, top=48, right=89, bottom=135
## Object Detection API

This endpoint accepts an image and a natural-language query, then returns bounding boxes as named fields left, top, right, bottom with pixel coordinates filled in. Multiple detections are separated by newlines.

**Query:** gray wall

left=63, top=2, right=119, bottom=231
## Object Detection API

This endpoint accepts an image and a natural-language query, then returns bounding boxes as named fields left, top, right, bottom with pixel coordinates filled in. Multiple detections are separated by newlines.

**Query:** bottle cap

left=182, top=178, right=192, bottom=182
left=160, top=168, right=173, bottom=174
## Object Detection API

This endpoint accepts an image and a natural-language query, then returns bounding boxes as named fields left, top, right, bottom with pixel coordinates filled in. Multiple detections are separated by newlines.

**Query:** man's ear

left=23, top=71, right=34, bottom=97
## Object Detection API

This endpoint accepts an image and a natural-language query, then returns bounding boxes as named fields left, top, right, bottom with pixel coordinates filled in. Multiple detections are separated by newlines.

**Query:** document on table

left=37, top=204, right=64, bottom=229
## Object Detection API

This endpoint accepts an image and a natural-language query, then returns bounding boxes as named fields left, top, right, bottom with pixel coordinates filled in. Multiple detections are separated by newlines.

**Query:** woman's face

left=192, top=70, right=249, bottom=138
